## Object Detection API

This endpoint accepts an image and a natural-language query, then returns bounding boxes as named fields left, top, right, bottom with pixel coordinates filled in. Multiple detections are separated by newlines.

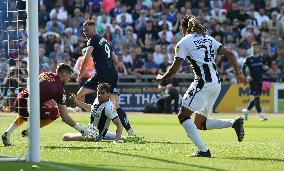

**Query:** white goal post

left=0, top=0, right=40, bottom=162
left=27, top=0, right=40, bottom=162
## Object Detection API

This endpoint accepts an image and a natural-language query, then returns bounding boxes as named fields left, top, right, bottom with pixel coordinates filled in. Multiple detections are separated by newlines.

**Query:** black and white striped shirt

left=90, top=100, right=118, bottom=140
left=175, top=33, right=222, bottom=83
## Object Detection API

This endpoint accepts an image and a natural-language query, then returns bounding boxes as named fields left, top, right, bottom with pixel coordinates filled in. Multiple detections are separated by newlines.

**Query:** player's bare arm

left=112, top=117, right=123, bottom=144
left=219, top=46, right=247, bottom=85
left=69, top=93, right=91, bottom=112
left=78, top=46, right=94, bottom=83
left=57, top=104, right=77, bottom=127
left=156, top=58, right=183, bottom=82
left=111, top=52, right=123, bottom=71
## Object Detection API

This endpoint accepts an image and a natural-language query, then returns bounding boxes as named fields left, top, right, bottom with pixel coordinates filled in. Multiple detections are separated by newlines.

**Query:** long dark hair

left=181, top=15, right=207, bottom=36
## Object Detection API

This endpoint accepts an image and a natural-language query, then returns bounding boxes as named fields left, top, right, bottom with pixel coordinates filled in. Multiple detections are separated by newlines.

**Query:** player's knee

left=254, top=97, right=260, bottom=104
left=178, top=107, right=193, bottom=124
left=194, top=115, right=207, bottom=130
left=49, top=107, right=60, bottom=121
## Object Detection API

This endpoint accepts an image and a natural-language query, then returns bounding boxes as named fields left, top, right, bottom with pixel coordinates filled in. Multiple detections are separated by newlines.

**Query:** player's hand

left=246, top=75, right=252, bottom=82
left=69, top=93, right=77, bottom=102
left=155, top=74, right=164, bottom=83
left=236, top=74, right=248, bottom=85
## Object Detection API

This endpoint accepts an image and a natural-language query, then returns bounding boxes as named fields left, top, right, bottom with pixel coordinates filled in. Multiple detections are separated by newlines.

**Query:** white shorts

left=181, top=81, right=221, bottom=117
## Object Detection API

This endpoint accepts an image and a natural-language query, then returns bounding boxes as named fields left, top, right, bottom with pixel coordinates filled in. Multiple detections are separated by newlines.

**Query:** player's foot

left=232, top=117, right=245, bottom=142
left=127, top=128, right=136, bottom=136
left=2, top=132, right=12, bottom=146
left=259, top=114, right=268, bottom=121
left=192, top=150, right=211, bottom=157
left=21, top=129, right=29, bottom=137
left=242, top=109, right=248, bottom=121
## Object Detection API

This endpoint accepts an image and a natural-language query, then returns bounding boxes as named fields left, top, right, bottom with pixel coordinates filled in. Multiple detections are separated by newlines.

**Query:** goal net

left=0, top=0, right=40, bottom=162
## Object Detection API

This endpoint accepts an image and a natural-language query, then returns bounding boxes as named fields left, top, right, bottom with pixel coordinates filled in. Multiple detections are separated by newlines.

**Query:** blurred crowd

left=1, top=0, right=284, bottom=88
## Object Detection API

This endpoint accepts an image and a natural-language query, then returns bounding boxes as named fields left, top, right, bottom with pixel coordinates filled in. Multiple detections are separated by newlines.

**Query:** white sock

left=104, top=132, right=125, bottom=140
left=5, top=122, right=18, bottom=135
left=181, top=119, right=207, bottom=152
left=127, top=128, right=136, bottom=136
left=206, top=119, right=234, bottom=130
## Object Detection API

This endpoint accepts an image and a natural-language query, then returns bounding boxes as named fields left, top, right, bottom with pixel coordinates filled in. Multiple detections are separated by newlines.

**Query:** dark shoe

left=2, top=132, right=12, bottom=146
left=192, top=150, right=211, bottom=157
left=21, top=129, right=29, bottom=137
left=232, top=117, right=245, bottom=142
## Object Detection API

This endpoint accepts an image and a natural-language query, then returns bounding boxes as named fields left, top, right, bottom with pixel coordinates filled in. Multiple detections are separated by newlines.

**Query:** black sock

left=247, top=99, right=255, bottom=111
left=254, top=97, right=262, bottom=113
left=117, top=108, right=131, bottom=131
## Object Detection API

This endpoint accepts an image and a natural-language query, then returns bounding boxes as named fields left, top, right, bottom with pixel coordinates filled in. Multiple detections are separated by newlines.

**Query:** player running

left=156, top=15, right=248, bottom=157
left=242, top=42, right=269, bottom=121
left=77, top=19, right=137, bottom=137
left=2, top=63, right=95, bottom=146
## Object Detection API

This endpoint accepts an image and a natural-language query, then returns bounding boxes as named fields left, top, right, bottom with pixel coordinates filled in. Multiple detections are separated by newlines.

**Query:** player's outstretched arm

left=58, top=104, right=78, bottom=127
left=219, top=46, right=247, bottom=85
left=57, top=104, right=90, bottom=134
left=69, top=93, right=92, bottom=112
left=112, top=117, right=123, bottom=144
left=156, top=58, right=183, bottom=82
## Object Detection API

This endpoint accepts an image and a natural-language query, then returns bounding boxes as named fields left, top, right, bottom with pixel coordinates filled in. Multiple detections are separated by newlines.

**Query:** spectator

left=116, top=52, right=128, bottom=75
left=153, top=45, right=164, bottom=65
left=102, top=0, right=116, bottom=14
left=144, top=53, right=158, bottom=74
left=158, top=23, right=173, bottom=43
left=46, top=15, right=65, bottom=33
left=49, top=1, right=68, bottom=24
left=267, top=60, right=281, bottom=82
left=158, top=56, right=170, bottom=74
left=116, top=4, right=133, bottom=24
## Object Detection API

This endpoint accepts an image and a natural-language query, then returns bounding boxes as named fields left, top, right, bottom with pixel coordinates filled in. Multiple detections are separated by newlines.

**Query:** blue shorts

left=83, top=73, right=119, bottom=95
left=249, top=80, right=262, bottom=96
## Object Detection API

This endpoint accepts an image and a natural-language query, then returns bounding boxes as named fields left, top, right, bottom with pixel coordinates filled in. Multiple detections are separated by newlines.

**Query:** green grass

left=278, top=100, right=284, bottom=112
left=0, top=112, right=284, bottom=171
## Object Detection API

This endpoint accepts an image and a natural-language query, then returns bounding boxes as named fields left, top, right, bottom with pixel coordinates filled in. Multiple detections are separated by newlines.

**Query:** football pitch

left=0, top=112, right=284, bottom=171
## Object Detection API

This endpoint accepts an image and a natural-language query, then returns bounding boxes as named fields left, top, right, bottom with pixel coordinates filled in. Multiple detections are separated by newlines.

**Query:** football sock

left=5, top=117, right=26, bottom=134
left=254, top=97, right=262, bottom=113
left=104, top=132, right=125, bottom=140
left=181, top=119, right=208, bottom=152
left=247, top=99, right=255, bottom=111
left=40, top=118, right=54, bottom=128
left=117, top=108, right=132, bottom=131
left=206, top=119, right=234, bottom=130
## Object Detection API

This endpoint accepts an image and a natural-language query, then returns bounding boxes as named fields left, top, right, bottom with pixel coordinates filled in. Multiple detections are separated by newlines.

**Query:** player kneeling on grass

left=2, top=63, right=96, bottom=146
left=63, top=83, right=123, bottom=144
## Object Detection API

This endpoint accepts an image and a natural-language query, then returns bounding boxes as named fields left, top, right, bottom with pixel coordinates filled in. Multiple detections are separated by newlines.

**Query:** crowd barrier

left=65, top=82, right=284, bottom=113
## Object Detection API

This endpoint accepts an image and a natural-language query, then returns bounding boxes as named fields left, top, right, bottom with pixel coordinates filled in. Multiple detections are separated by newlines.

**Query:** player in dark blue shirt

left=242, top=42, right=269, bottom=121
left=77, top=20, right=137, bottom=136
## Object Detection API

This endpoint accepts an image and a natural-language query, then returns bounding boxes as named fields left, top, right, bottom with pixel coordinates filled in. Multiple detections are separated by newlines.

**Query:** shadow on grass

left=42, top=145, right=103, bottom=150
left=141, top=140, right=190, bottom=145
left=105, top=151, right=226, bottom=171
left=97, top=164, right=186, bottom=171
left=247, top=126, right=284, bottom=129
left=0, top=160, right=120, bottom=171
left=224, top=156, right=284, bottom=162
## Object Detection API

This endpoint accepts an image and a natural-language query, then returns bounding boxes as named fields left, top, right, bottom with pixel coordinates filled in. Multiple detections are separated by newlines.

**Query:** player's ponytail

left=182, top=15, right=207, bottom=36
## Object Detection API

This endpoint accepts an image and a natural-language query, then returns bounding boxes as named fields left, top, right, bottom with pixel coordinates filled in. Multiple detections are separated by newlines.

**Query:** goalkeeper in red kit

left=2, top=63, right=95, bottom=146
